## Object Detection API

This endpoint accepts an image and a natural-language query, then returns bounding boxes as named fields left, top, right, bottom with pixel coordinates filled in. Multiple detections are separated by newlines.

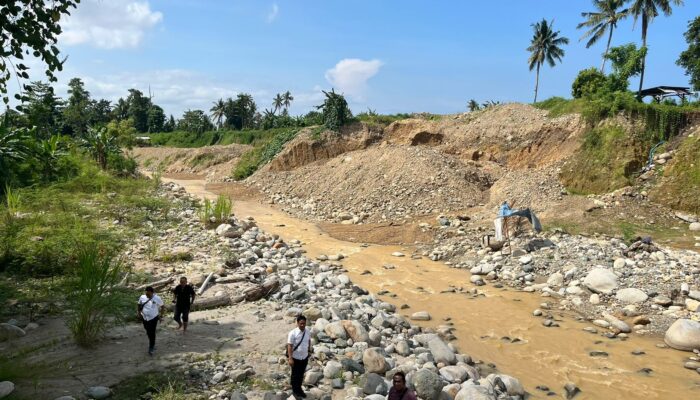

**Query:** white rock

left=411, top=311, right=431, bottom=321
left=689, top=222, right=700, bottom=231
left=589, top=294, right=600, bottom=304
left=583, top=268, right=618, bottom=294
left=85, top=386, right=111, bottom=399
left=616, top=288, right=648, bottom=304
left=392, top=252, right=405, bottom=257
left=665, top=319, right=700, bottom=351
left=0, top=382, right=14, bottom=398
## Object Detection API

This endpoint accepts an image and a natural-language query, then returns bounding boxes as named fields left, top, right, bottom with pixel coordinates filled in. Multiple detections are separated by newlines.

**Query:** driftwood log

left=135, top=277, right=174, bottom=292
left=165, top=293, right=231, bottom=312
left=242, top=277, right=280, bottom=301
left=197, top=272, right=215, bottom=295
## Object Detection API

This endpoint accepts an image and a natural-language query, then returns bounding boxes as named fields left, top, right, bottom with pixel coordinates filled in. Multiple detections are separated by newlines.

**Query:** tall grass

left=3, top=185, right=21, bottom=216
left=67, top=244, right=133, bottom=347
left=199, top=195, right=232, bottom=225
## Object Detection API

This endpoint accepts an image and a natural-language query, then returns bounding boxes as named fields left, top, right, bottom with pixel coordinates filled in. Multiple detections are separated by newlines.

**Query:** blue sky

left=37, top=0, right=700, bottom=117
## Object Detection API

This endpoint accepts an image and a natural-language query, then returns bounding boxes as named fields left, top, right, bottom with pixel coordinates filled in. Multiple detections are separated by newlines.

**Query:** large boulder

left=323, top=360, right=342, bottom=379
left=439, top=366, right=468, bottom=383
left=324, top=321, right=347, bottom=340
left=486, top=374, right=525, bottom=396
left=362, top=373, right=388, bottom=395
left=341, top=320, right=369, bottom=343
left=615, top=288, right=648, bottom=304
left=0, top=324, right=25, bottom=342
left=420, top=334, right=456, bottom=365
left=413, top=369, right=445, bottom=400
left=0, top=382, right=14, bottom=398
left=215, top=223, right=241, bottom=238
left=583, top=268, right=618, bottom=294
left=454, top=384, right=494, bottom=400
left=664, top=319, right=700, bottom=351
left=85, top=386, right=111, bottom=399
left=363, top=348, right=388, bottom=374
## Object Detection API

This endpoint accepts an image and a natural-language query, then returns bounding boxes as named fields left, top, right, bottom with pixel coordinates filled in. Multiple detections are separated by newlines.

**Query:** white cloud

left=325, top=58, right=383, bottom=100
left=267, top=3, right=279, bottom=23
left=61, top=0, right=163, bottom=49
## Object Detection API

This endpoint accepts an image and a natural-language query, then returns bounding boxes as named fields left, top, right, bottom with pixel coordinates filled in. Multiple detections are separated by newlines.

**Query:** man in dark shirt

left=172, top=276, right=195, bottom=333
left=387, top=371, right=416, bottom=400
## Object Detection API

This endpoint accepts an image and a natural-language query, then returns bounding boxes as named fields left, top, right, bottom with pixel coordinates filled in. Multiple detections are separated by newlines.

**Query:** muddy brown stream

left=164, top=175, right=700, bottom=399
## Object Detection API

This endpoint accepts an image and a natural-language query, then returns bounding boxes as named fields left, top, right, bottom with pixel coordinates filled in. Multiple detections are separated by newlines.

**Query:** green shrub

left=231, top=129, right=299, bottom=180
left=572, top=68, right=608, bottom=99
left=67, top=244, right=133, bottom=347
left=198, top=195, right=232, bottom=224
left=317, top=89, right=353, bottom=131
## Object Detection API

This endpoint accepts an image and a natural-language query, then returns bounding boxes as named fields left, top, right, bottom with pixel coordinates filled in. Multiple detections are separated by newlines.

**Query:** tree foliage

left=572, top=68, right=609, bottom=98
left=527, top=19, right=569, bottom=102
left=0, top=0, right=80, bottom=109
left=577, top=0, right=629, bottom=72
left=316, top=89, right=352, bottom=131
left=677, top=16, right=700, bottom=91
left=177, top=110, right=213, bottom=134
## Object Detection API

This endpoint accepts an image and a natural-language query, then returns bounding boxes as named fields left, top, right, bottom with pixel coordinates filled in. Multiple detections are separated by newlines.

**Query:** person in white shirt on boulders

left=137, top=286, right=165, bottom=356
left=287, top=314, right=312, bottom=398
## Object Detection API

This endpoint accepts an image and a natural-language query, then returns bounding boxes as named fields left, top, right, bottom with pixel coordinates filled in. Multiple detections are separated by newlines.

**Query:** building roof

left=639, top=86, right=693, bottom=98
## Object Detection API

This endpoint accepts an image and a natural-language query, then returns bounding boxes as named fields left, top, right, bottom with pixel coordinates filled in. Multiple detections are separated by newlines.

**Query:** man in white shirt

left=287, top=315, right=312, bottom=398
left=138, top=286, right=165, bottom=356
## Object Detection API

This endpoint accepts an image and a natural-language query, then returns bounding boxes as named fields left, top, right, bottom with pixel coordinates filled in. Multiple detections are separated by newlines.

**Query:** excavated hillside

left=247, top=104, right=588, bottom=223
left=132, top=143, right=251, bottom=180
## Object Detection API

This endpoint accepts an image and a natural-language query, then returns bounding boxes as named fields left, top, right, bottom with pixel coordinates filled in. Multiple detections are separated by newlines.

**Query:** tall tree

left=527, top=19, right=569, bottom=103
left=178, top=110, right=213, bottom=134
left=677, top=16, right=700, bottom=91
left=210, top=98, right=226, bottom=129
left=126, top=89, right=151, bottom=132
left=22, top=81, right=63, bottom=139
left=112, top=98, right=129, bottom=121
left=63, top=78, right=91, bottom=136
left=577, top=0, right=629, bottom=72
left=163, top=115, right=176, bottom=132
left=629, top=0, right=684, bottom=97
left=0, top=0, right=80, bottom=109
left=282, top=91, right=294, bottom=112
left=272, top=93, right=284, bottom=115
left=88, top=99, right=112, bottom=127
left=147, top=105, right=165, bottom=133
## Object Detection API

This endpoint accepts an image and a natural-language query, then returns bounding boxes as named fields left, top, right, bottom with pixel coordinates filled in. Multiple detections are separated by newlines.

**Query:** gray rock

left=689, top=222, right=700, bottom=231
left=396, top=340, right=411, bottom=356
left=304, top=371, right=323, bottom=386
left=454, top=384, right=493, bottom=400
left=583, top=268, right=618, bottom=294
left=53, top=397, right=76, bottom=400
left=323, top=360, right=342, bottom=378
left=487, top=374, right=524, bottom=396
left=688, top=290, right=700, bottom=302
left=324, top=321, right=347, bottom=340
left=603, top=313, right=631, bottom=333
left=230, top=391, right=248, bottom=400
left=0, top=382, right=14, bottom=398
left=547, top=272, right=564, bottom=287
left=210, top=371, right=226, bottom=384
left=411, top=311, right=431, bottom=321
left=363, top=348, right=388, bottom=374
left=423, top=334, right=456, bottom=365
left=565, top=382, right=581, bottom=399
left=331, top=378, right=344, bottom=389
left=340, top=358, right=365, bottom=374
left=413, top=369, right=445, bottom=400
left=615, top=288, right=648, bottom=304
left=342, top=320, right=369, bottom=343
left=439, top=366, right=468, bottom=383
left=664, top=319, right=700, bottom=351
left=230, top=369, right=252, bottom=382
left=365, top=395, right=386, bottom=400
left=0, top=324, right=25, bottom=341
left=362, top=373, right=387, bottom=395
left=85, top=386, right=111, bottom=399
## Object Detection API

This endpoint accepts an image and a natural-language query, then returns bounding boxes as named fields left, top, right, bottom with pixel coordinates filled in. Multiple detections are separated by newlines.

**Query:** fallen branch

left=165, top=294, right=231, bottom=312
left=198, top=272, right=215, bottom=295
left=135, top=276, right=174, bottom=292
left=243, top=277, right=280, bottom=301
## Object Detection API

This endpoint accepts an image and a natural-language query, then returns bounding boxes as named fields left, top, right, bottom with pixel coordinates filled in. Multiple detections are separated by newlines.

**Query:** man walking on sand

left=172, top=276, right=196, bottom=333
left=287, top=315, right=312, bottom=398
left=138, top=286, right=164, bottom=356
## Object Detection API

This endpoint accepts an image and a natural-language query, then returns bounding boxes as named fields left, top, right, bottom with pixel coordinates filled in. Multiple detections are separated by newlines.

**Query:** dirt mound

left=649, top=127, right=700, bottom=213
left=132, top=144, right=251, bottom=181
left=248, top=145, right=491, bottom=223
left=266, top=123, right=383, bottom=172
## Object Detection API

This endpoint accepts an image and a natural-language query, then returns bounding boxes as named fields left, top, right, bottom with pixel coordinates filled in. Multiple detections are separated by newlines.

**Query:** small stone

left=564, top=382, right=581, bottom=399
left=85, top=386, right=111, bottom=399
left=411, top=311, right=431, bottom=321
left=0, top=382, right=14, bottom=398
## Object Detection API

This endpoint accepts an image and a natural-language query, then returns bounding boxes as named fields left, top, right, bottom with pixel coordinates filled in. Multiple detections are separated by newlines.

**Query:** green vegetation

left=316, top=89, right=353, bottom=131
left=355, top=109, right=411, bottom=125
left=527, top=19, right=570, bottom=102
left=149, top=127, right=288, bottom=148
left=67, top=244, right=134, bottom=347
left=677, top=15, right=700, bottom=91
left=231, top=128, right=300, bottom=180
left=199, top=194, right=232, bottom=225
left=112, top=372, right=198, bottom=400
left=576, top=0, right=630, bottom=72
left=650, top=134, right=700, bottom=213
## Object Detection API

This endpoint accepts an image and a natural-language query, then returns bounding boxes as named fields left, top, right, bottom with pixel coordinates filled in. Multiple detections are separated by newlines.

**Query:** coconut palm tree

left=282, top=91, right=294, bottom=112
left=210, top=98, right=226, bottom=129
left=467, top=99, right=481, bottom=112
left=629, top=0, right=684, bottom=97
left=527, top=19, right=570, bottom=103
left=272, top=93, right=284, bottom=115
left=577, top=0, right=629, bottom=72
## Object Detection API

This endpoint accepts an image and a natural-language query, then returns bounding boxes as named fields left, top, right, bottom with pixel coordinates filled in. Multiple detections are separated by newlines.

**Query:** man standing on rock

left=138, top=286, right=165, bottom=356
left=172, top=276, right=196, bottom=333
left=387, top=372, right=417, bottom=400
left=287, top=315, right=312, bottom=398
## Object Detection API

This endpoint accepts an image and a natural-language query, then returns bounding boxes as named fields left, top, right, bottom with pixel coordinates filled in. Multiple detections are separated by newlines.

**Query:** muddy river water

left=164, top=175, right=699, bottom=399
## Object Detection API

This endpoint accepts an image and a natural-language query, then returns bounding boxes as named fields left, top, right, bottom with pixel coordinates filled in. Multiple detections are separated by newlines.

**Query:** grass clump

left=649, top=134, right=700, bottom=214
left=199, top=194, right=232, bottom=225
left=113, top=372, right=201, bottom=400
left=559, top=124, right=649, bottom=194
left=534, top=97, right=587, bottom=117
left=67, top=244, right=133, bottom=347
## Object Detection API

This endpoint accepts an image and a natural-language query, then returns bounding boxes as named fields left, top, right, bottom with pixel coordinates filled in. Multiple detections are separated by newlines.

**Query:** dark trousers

left=142, top=317, right=159, bottom=349
left=290, top=357, right=308, bottom=393
left=174, top=305, right=190, bottom=323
